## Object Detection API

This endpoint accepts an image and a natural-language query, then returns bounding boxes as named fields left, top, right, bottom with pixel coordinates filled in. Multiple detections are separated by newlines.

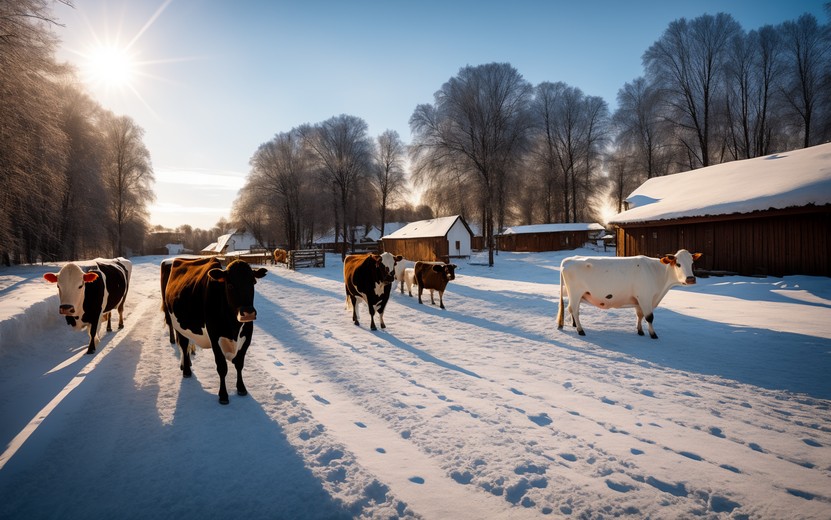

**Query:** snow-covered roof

left=382, top=215, right=464, bottom=239
left=501, top=223, right=605, bottom=235
left=610, top=142, right=831, bottom=224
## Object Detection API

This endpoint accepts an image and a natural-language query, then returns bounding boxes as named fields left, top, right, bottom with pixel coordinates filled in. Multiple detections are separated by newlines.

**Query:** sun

left=83, top=44, right=135, bottom=89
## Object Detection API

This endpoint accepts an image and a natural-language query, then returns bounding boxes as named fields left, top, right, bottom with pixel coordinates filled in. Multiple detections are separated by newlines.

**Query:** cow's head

left=432, top=263, right=457, bottom=281
left=208, top=260, right=267, bottom=322
left=661, top=250, right=702, bottom=285
left=44, top=263, right=98, bottom=317
left=373, top=252, right=396, bottom=284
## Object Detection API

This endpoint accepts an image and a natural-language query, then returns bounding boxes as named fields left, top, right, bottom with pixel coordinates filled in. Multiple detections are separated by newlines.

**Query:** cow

left=414, top=261, right=457, bottom=310
left=402, top=267, right=416, bottom=297
left=556, top=249, right=702, bottom=339
left=163, top=257, right=267, bottom=404
left=273, top=248, right=288, bottom=266
left=392, top=255, right=414, bottom=293
left=44, top=257, right=132, bottom=354
left=344, top=252, right=396, bottom=330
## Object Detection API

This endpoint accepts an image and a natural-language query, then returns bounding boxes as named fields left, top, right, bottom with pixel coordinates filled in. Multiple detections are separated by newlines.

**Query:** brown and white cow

left=163, top=257, right=267, bottom=404
left=273, top=248, right=288, bottom=266
left=556, top=249, right=702, bottom=338
left=44, top=257, right=132, bottom=354
left=344, top=252, right=396, bottom=330
left=414, top=261, right=457, bottom=309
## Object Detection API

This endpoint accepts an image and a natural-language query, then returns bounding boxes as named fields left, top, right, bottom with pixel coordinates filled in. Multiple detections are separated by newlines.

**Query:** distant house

left=201, top=229, right=259, bottom=256
left=497, top=223, right=605, bottom=252
left=382, top=215, right=473, bottom=262
left=609, top=143, right=831, bottom=277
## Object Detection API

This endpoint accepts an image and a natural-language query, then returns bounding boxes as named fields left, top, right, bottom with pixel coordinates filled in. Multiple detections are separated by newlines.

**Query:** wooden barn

left=609, top=142, right=831, bottom=277
left=382, top=215, right=473, bottom=262
left=497, top=223, right=605, bottom=252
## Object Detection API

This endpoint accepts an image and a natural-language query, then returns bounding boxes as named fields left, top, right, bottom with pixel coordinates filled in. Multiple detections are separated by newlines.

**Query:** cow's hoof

left=370, top=325, right=378, bottom=331
left=86, top=348, right=95, bottom=355
left=237, top=389, right=248, bottom=396
left=557, top=325, right=563, bottom=330
left=637, top=330, right=645, bottom=336
left=118, top=324, right=124, bottom=330
left=577, top=330, right=586, bottom=336
left=219, top=396, right=230, bottom=405
left=650, top=333, right=659, bottom=339
left=353, top=321, right=360, bottom=327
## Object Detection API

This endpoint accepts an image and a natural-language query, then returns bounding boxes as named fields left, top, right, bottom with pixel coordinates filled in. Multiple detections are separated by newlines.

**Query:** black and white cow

left=163, top=257, right=267, bottom=404
left=343, top=252, right=396, bottom=330
left=44, top=257, right=132, bottom=354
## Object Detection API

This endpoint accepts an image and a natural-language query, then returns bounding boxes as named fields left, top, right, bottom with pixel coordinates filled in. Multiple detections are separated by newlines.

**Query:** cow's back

left=166, top=257, right=220, bottom=333
left=561, top=255, right=664, bottom=303
left=94, top=258, right=131, bottom=313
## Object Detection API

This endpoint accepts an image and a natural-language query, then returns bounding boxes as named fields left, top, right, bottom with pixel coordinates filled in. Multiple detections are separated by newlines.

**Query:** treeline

left=1, top=0, right=154, bottom=265
left=237, top=11, right=830, bottom=266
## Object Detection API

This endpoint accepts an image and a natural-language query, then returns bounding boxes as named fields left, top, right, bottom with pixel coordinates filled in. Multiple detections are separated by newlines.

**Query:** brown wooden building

left=610, top=143, right=831, bottom=277
left=381, top=215, right=473, bottom=262
left=497, top=223, right=605, bottom=252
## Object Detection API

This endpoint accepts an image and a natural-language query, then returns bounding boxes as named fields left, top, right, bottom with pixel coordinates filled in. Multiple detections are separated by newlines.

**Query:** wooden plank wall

left=381, top=238, right=448, bottom=262
left=498, top=231, right=591, bottom=252
left=616, top=209, right=831, bottom=277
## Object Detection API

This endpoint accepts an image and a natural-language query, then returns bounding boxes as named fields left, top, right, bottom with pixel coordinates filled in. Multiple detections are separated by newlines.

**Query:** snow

left=1, top=249, right=830, bottom=519
left=382, top=216, right=463, bottom=239
left=502, top=223, right=605, bottom=234
left=611, top=142, right=831, bottom=224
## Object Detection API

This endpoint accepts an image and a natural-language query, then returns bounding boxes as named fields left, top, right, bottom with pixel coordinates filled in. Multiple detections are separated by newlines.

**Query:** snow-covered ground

left=0, top=249, right=829, bottom=519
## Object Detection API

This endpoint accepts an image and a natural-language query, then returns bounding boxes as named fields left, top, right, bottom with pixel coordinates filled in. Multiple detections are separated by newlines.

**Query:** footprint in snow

left=355, top=421, right=367, bottom=428
left=409, top=476, right=425, bottom=484
left=313, top=394, right=330, bottom=405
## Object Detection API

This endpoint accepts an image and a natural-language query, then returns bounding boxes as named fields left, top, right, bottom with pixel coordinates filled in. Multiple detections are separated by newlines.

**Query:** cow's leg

left=116, top=300, right=125, bottom=329
left=105, top=311, right=113, bottom=332
left=350, top=295, right=360, bottom=326
left=232, top=324, right=252, bottom=396
left=568, top=297, right=585, bottom=336
left=178, top=334, right=193, bottom=377
left=438, top=290, right=445, bottom=310
left=417, top=284, right=424, bottom=305
left=212, top=344, right=230, bottom=405
left=635, top=307, right=645, bottom=336
left=429, top=289, right=436, bottom=305
left=86, top=317, right=100, bottom=354
left=636, top=300, right=658, bottom=339
left=367, top=303, right=378, bottom=331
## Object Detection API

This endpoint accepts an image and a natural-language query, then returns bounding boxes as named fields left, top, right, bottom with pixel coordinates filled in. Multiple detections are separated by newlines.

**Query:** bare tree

left=780, top=13, right=831, bottom=148
left=100, top=113, right=154, bottom=256
left=410, top=62, right=532, bottom=266
left=614, top=77, right=672, bottom=179
left=372, top=129, right=407, bottom=237
left=244, top=130, right=310, bottom=250
left=644, top=13, right=742, bottom=168
left=301, top=115, right=373, bottom=260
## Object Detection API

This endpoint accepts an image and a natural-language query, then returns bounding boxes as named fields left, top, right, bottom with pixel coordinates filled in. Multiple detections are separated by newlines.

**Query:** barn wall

left=615, top=208, right=831, bottom=277
left=498, top=231, right=591, bottom=252
left=382, top=237, right=448, bottom=262
left=447, top=221, right=472, bottom=257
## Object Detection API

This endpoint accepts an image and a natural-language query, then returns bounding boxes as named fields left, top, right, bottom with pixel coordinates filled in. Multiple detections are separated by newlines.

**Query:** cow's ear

left=208, top=268, right=226, bottom=282
left=432, top=264, right=444, bottom=272
left=253, top=268, right=267, bottom=279
left=83, top=272, right=99, bottom=283
left=450, top=264, right=457, bottom=269
left=660, top=255, right=676, bottom=265
left=693, top=253, right=703, bottom=261
left=44, top=273, right=58, bottom=283
left=395, top=255, right=403, bottom=262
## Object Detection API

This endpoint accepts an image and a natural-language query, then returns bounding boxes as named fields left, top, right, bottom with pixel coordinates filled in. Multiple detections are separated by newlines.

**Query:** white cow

left=402, top=267, right=416, bottom=296
left=393, top=255, right=415, bottom=294
left=556, top=249, right=702, bottom=339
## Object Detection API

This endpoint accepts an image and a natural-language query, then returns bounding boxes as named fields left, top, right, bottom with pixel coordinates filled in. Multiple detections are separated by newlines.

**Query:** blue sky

left=53, top=0, right=828, bottom=230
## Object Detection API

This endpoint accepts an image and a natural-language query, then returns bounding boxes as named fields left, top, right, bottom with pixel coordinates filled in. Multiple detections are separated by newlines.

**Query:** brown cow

left=414, top=261, right=457, bottom=309
left=344, top=252, right=396, bottom=330
left=273, top=248, right=288, bottom=265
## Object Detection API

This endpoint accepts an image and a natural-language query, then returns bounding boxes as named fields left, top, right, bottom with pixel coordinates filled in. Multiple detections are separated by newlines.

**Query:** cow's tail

left=345, top=295, right=352, bottom=310
left=556, top=270, right=565, bottom=329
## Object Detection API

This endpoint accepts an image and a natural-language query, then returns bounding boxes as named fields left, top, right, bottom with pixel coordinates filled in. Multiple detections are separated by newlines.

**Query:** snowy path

left=1, top=253, right=830, bottom=519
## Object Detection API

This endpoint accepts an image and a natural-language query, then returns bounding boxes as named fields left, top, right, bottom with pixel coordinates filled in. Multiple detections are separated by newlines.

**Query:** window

left=455, top=240, right=460, bottom=251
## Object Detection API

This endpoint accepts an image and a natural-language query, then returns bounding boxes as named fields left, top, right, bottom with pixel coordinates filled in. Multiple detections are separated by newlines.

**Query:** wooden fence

left=288, top=249, right=326, bottom=270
